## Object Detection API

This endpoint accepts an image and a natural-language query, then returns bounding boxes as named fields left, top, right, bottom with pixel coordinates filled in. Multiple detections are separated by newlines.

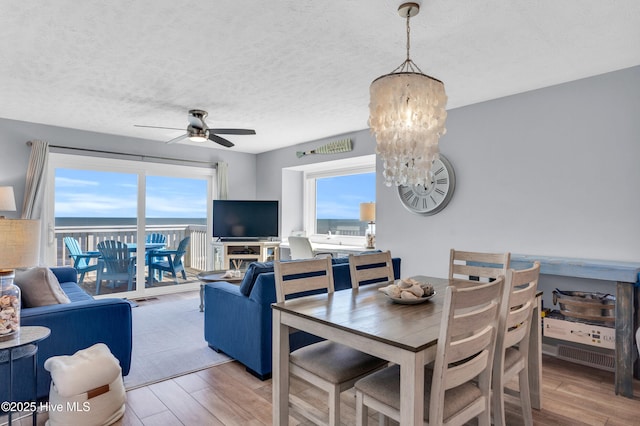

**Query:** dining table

left=271, top=275, right=542, bottom=425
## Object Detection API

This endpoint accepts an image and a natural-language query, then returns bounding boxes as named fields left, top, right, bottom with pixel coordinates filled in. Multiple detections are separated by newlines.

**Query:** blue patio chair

left=149, top=236, right=190, bottom=285
left=63, top=237, right=100, bottom=285
left=145, top=233, right=167, bottom=264
left=95, top=240, right=136, bottom=295
left=146, top=233, right=167, bottom=244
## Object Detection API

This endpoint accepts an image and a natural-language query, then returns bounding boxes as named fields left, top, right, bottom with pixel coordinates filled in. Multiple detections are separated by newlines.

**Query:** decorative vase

left=0, top=270, right=20, bottom=341
left=366, top=232, right=376, bottom=249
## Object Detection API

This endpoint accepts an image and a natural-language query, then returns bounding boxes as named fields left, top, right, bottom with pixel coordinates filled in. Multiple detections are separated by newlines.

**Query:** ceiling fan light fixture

left=188, top=126, right=208, bottom=142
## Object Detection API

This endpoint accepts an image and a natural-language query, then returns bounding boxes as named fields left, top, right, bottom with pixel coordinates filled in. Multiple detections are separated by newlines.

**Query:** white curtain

left=217, top=161, right=228, bottom=199
left=21, top=140, right=49, bottom=219
left=21, top=140, right=49, bottom=266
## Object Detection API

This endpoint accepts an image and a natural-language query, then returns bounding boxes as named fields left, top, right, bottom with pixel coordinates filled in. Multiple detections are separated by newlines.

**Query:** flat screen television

left=212, top=200, right=279, bottom=240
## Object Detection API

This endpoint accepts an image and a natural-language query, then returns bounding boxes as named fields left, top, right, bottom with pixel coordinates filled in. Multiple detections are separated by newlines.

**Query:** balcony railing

left=55, top=224, right=209, bottom=271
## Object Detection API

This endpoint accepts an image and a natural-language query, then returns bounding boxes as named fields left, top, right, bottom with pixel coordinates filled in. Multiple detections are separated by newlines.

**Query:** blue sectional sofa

left=203, top=257, right=401, bottom=379
left=0, top=267, right=132, bottom=403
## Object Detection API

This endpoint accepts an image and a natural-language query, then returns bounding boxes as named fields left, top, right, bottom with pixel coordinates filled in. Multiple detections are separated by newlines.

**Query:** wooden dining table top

left=272, top=275, right=450, bottom=352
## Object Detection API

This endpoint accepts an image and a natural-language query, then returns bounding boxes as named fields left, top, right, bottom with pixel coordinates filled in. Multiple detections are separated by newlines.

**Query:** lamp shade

left=360, top=202, right=376, bottom=223
left=0, top=186, right=17, bottom=212
left=0, top=219, right=40, bottom=270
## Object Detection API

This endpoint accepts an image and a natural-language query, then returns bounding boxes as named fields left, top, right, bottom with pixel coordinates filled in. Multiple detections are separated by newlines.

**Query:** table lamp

left=0, top=186, right=17, bottom=218
left=0, top=190, right=41, bottom=341
left=360, top=202, right=376, bottom=249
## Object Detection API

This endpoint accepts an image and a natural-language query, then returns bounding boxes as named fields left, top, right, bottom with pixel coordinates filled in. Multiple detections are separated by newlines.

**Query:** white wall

left=257, top=66, right=640, bottom=291
left=0, top=117, right=257, bottom=218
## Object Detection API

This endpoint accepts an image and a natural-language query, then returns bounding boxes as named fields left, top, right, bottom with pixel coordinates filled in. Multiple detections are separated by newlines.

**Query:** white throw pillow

left=14, top=267, right=71, bottom=308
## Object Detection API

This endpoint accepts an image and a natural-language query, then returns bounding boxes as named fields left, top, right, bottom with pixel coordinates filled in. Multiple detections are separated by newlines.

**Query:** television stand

left=211, top=240, right=280, bottom=271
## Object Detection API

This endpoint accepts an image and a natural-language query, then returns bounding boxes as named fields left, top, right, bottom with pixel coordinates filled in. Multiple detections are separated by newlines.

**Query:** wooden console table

left=211, top=240, right=280, bottom=271
left=510, top=254, right=640, bottom=398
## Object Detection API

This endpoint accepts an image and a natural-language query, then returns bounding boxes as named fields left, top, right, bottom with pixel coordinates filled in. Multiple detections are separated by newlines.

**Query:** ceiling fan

left=134, top=109, right=256, bottom=148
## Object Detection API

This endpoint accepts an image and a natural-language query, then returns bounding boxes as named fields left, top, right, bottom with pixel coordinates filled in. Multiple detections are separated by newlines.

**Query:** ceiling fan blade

left=208, top=133, right=235, bottom=148
left=134, top=124, right=185, bottom=131
left=209, top=128, right=256, bottom=135
left=166, top=134, right=189, bottom=144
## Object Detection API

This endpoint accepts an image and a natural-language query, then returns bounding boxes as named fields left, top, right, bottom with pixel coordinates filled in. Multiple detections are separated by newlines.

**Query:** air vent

left=556, top=344, right=615, bottom=372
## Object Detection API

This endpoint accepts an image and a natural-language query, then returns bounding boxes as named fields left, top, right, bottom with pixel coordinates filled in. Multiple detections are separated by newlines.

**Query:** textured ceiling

left=1, top=1, right=639, bottom=154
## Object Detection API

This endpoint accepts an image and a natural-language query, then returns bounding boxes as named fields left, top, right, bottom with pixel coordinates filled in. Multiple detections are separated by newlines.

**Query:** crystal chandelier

left=369, top=1, right=447, bottom=187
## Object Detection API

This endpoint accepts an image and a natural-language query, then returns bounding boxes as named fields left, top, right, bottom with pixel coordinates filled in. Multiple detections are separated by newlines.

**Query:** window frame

left=304, top=162, right=375, bottom=246
left=44, top=152, right=216, bottom=298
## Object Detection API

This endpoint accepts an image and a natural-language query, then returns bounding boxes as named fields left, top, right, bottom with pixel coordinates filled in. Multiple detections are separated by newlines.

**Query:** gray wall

left=3, top=65, right=638, bottom=291
left=257, top=66, right=640, bottom=288
left=0, top=117, right=257, bottom=218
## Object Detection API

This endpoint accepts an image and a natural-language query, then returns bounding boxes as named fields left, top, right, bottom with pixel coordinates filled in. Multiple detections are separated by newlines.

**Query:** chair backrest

left=449, top=249, right=511, bottom=283
left=429, top=276, right=504, bottom=424
left=348, top=250, right=394, bottom=289
left=274, top=257, right=334, bottom=303
left=146, top=233, right=167, bottom=244
left=288, top=236, right=315, bottom=260
left=64, top=237, right=89, bottom=268
left=173, top=236, right=191, bottom=262
left=64, top=237, right=82, bottom=256
left=97, top=240, right=132, bottom=273
left=495, top=262, right=541, bottom=367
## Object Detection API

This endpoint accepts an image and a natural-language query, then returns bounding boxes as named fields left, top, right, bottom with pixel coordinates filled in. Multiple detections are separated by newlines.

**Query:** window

left=303, top=158, right=375, bottom=244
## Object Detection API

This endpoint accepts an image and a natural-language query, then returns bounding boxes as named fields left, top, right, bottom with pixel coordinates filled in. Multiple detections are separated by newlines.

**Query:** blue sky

left=316, top=172, right=376, bottom=219
left=55, top=169, right=375, bottom=220
left=55, top=169, right=207, bottom=218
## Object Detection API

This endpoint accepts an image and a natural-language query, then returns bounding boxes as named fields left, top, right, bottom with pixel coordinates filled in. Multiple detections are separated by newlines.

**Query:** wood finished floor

left=6, top=354, right=640, bottom=426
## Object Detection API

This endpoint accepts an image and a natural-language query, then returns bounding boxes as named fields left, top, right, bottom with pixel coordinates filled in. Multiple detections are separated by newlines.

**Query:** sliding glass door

left=145, top=175, right=208, bottom=291
left=45, top=153, right=214, bottom=298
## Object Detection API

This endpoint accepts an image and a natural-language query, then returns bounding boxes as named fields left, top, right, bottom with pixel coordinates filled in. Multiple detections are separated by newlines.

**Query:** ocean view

left=55, top=217, right=207, bottom=227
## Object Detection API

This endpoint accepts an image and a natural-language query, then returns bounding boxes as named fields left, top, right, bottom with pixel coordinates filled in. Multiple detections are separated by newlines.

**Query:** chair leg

left=181, top=269, right=187, bottom=280
left=492, top=375, right=507, bottom=426
left=328, top=385, right=340, bottom=426
left=519, top=367, right=534, bottom=426
left=95, top=279, right=101, bottom=295
left=78, top=272, right=86, bottom=285
left=355, top=390, right=367, bottom=426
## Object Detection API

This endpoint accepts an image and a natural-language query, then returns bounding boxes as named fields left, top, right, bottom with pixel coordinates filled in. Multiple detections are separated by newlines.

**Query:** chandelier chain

left=406, top=13, right=411, bottom=63
left=391, top=9, right=423, bottom=75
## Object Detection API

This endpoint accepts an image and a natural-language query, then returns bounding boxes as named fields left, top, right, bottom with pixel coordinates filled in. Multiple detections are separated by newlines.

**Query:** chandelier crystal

left=369, top=2, right=447, bottom=187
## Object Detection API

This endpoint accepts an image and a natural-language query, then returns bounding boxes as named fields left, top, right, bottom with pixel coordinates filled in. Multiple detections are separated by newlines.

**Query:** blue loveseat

left=0, top=267, right=132, bottom=403
left=203, top=256, right=401, bottom=379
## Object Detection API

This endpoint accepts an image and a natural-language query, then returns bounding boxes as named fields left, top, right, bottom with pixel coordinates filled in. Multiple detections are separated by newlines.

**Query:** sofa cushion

left=15, top=267, right=71, bottom=308
left=239, top=261, right=275, bottom=296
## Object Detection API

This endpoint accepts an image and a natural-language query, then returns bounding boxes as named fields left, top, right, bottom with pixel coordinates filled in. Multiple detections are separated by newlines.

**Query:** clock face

left=397, top=155, right=456, bottom=215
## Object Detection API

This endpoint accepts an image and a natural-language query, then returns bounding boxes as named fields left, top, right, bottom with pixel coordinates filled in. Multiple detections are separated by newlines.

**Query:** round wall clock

left=397, top=154, right=456, bottom=215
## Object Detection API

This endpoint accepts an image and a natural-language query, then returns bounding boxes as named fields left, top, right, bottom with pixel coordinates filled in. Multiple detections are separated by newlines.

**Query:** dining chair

left=95, top=240, right=136, bottom=294
left=148, top=236, right=190, bottom=285
left=354, top=275, right=505, bottom=426
left=492, top=262, right=541, bottom=426
left=449, top=249, right=511, bottom=284
left=63, top=237, right=100, bottom=285
left=288, top=236, right=331, bottom=260
left=274, top=257, right=388, bottom=426
left=348, top=250, right=394, bottom=289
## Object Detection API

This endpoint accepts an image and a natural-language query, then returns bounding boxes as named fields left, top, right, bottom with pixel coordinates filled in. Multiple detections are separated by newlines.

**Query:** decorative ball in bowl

left=378, top=278, right=435, bottom=304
